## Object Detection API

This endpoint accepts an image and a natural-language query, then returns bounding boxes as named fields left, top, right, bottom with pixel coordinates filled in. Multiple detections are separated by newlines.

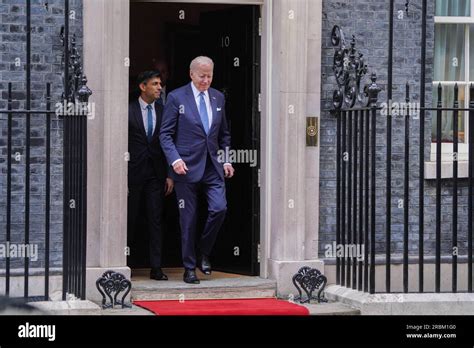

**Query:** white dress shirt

left=138, top=96, right=156, bottom=137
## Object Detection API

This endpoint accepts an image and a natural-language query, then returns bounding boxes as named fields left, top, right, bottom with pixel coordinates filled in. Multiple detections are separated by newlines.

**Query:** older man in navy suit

left=160, top=56, right=235, bottom=284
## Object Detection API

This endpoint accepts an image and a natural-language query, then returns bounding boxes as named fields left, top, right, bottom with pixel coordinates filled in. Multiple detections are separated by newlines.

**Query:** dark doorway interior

left=128, top=2, right=261, bottom=275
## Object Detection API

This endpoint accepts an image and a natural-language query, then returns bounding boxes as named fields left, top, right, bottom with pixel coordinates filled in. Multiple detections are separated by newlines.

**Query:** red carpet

left=133, top=298, right=310, bottom=316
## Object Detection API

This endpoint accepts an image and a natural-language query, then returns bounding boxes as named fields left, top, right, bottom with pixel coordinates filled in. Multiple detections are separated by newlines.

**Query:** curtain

left=433, top=1, right=471, bottom=143
left=471, top=25, right=474, bottom=80
left=436, top=0, right=470, bottom=16
left=434, top=24, right=465, bottom=81
left=432, top=86, right=466, bottom=142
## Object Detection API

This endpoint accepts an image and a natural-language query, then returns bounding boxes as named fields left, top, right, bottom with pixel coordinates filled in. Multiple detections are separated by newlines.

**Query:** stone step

left=131, top=270, right=277, bottom=301
left=301, top=302, right=361, bottom=315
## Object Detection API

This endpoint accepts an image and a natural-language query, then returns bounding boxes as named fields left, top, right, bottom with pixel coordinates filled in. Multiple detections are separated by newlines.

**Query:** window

left=436, top=0, right=471, bottom=17
left=432, top=0, right=474, bottom=163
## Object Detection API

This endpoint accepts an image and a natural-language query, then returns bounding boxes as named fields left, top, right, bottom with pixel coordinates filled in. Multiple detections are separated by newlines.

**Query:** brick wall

left=0, top=0, right=82, bottom=270
left=318, top=0, right=471, bottom=259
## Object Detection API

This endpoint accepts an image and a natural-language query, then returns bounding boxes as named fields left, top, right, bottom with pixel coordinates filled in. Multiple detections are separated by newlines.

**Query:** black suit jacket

left=128, top=99, right=168, bottom=186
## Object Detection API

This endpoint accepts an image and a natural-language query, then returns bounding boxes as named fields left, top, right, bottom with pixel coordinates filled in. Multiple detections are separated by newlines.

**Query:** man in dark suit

left=128, top=70, right=174, bottom=281
left=160, top=56, right=235, bottom=284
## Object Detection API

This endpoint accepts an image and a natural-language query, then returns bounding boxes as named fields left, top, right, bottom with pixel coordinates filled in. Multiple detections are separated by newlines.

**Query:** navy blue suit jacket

left=128, top=99, right=168, bottom=186
left=160, top=83, right=231, bottom=183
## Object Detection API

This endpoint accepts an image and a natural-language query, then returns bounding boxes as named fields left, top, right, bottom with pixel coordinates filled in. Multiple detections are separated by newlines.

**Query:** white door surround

left=83, top=0, right=323, bottom=300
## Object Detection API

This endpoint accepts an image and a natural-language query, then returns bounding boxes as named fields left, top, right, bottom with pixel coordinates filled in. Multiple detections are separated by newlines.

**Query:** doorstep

left=131, top=268, right=277, bottom=301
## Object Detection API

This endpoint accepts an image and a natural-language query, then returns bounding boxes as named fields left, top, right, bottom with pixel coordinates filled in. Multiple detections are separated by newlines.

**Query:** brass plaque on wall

left=306, top=117, right=319, bottom=147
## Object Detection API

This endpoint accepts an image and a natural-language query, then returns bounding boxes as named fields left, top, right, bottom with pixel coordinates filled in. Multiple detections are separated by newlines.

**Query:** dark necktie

left=146, top=104, right=153, bottom=142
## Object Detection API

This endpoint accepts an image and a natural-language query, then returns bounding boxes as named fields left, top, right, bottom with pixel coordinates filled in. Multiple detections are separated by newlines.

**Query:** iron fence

left=0, top=0, right=90, bottom=301
left=332, top=0, right=474, bottom=294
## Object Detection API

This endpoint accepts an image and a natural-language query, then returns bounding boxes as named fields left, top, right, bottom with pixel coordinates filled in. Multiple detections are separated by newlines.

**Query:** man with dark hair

left=128, top=70, right=173, bottom=281
left=160, top=56, right=234, bottom=284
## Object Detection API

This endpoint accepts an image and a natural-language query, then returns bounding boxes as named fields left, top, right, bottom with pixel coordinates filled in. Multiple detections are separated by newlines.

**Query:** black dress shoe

left=150, top=268, right=168, bottom=281
left=183, top=269, right=200, bottom=284
left=198, top=254, right=212, bottom=275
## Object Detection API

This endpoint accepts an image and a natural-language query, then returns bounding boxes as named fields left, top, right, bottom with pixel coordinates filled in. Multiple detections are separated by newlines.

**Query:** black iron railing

left=1, top=0, right=90, bottom=301
left=335, top=80, right=474, bottom=294
left=332, top=0, right=474, bottom=294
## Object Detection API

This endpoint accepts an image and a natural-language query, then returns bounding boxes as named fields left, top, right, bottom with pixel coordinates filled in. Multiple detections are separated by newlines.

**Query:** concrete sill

left=424, top=161, right=469, bottom=179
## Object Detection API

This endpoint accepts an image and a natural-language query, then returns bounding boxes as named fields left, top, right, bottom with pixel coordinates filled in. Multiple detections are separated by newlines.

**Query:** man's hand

left=164, top=177, right=174, bottom=196
left=224, top=164, right=234, bottom=178
left=173, top=159, right=188, bottom=175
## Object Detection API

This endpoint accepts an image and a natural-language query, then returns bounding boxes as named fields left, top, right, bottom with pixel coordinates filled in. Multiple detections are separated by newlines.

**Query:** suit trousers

left=127, top=175, right=165, bottom=269
left=174, top=154, right=227, bottom=270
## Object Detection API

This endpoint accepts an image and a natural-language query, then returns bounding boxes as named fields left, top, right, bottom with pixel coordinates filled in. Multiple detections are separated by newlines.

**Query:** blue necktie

left=199, top=92, right=209, bottom=135
left=146, top=104, right=153, bottom=143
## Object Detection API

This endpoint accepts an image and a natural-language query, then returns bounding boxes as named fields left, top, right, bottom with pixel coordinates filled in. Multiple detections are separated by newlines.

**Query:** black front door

left=199, top=6, right=261, bottom=276
left=128, top=3, right=261, bottom=276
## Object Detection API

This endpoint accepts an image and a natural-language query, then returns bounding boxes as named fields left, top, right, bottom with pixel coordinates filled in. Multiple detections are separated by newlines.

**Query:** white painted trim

left=425, top=160, right=469, bottom=179
left=432, top=81, right=472, bottom=84
left=434, top=16, right=474, bottom=23
left=260, top=0, right=271, bottom=279
left=84, top=0, right=131, bottom=268
left=428, top=142, right=468, bottom=180
left=430, top=143, right=469, bottom=161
